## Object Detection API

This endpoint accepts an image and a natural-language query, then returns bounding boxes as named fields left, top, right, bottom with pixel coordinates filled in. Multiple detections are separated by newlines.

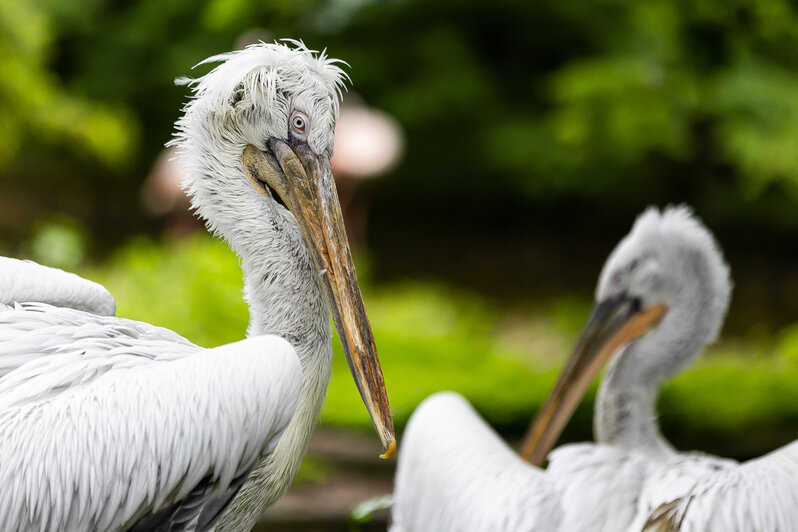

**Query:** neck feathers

left=594, top=372, right=673, bottom=458
left=240, top=205, right=332, bottom=357
left=594, top=303, right=714, bottom=456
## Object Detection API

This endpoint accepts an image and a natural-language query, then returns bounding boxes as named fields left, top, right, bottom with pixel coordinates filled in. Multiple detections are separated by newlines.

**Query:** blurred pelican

left=0, top=41, right=395, bottom=531
left=520, top=206, right=737, bottom=530
left=392, top=206, right=735, bottom=531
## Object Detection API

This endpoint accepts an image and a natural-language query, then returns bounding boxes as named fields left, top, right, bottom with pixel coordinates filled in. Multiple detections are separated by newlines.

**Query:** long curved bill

left=242, top=140, right=396, bottom=459
left=519, top=296, right=666, bottom=466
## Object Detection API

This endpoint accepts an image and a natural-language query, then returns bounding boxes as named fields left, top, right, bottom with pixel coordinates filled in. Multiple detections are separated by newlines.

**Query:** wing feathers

left=641, top=440, right=798, bottom=532
left=391, top=392, right=561, bottom=532
left=0, top=331, right=302, bottom=532
left=0, top=258, right=116, bottom=316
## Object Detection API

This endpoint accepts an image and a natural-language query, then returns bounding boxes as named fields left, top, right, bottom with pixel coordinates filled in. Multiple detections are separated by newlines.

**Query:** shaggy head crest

left=169, top=41, right=349, bottom=236
left=599, top=205, right=731, bottom=344
left=626, top=205, right=730, bottom=309
left=172, top=40, right=348, bottom=159
left=627, top=206, right=723, bottom=262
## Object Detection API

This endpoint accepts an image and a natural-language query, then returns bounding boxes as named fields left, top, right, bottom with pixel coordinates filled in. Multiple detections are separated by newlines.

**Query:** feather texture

left=0, top=258, right=115, bottom=316
left=547, top=443, right=734, bottom=531
left=390, top=393, right=735, bottom=532
left=391, top=392, right=562, bottom=532
left=0, top=301, right=302, bottom=531
left=642, top=440, right=798, bottom=532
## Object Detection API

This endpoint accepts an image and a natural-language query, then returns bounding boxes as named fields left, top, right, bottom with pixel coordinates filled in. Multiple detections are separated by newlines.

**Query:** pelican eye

left=290, top=110, right=309, bottom=135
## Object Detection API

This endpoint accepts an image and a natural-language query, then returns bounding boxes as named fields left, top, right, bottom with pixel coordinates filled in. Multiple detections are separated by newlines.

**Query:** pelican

left=391, top=206, right=735, bottom=531
left=0, top=41, right=395, bottom=531
left=519, top=205, right=737, bottom=530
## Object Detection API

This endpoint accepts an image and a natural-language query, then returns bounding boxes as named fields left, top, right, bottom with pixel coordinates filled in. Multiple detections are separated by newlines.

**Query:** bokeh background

left=3, top=0, right=798, bottom=529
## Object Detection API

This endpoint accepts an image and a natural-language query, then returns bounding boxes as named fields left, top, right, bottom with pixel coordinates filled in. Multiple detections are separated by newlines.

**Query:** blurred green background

left=3, top=0, right=798, bottom=528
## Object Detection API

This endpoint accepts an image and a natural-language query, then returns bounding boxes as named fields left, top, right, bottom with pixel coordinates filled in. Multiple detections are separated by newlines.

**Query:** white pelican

left=520, top=205, right=736, bottom=530
left=391, top=206, right=735, bottom=531
left=0, top=41, right=395, bottom=531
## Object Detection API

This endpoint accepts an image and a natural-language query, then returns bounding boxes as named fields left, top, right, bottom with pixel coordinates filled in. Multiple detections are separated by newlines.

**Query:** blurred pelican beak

left=519, top=295, right=666, bottom=466
left=242, top=140, right=396, bottom=459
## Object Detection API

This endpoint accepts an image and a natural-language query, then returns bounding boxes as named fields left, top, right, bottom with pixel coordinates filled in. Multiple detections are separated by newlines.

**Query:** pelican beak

left=242, top=140, right=396, bottom=459
left=519, top=295, right=666, bottom=466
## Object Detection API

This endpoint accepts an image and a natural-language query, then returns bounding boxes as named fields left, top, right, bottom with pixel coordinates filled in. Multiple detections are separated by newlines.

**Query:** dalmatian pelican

left=391, top=206, right=737, bottom=531
left=0, top=41, right=395, bottom=531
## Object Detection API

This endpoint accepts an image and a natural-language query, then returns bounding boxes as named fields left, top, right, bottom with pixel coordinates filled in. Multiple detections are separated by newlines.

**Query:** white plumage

left=538, top=206, right=737, bottom=531
left=0, top=301, right=300, bottom=530
left=391, top=392, right=561, bottom=532
left=0, top=257, right=115, bottom=316
left=642, top=438, right=798, bottom=531
left=548, top=442, right=734, bottom=531
left=391, top=206, right=743, bottom=532
left=0, top=40, right=394, bottom=531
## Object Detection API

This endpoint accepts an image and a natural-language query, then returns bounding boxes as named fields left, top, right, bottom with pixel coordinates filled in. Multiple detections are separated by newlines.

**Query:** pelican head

left=172, top=41, right=395, bottom=457
left=522, top=206, right=731, bottom=465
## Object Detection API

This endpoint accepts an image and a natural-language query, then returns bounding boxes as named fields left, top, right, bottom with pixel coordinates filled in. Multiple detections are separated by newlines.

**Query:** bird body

left=547, top=442, right=733, bottom=531
left=0, top=41, right=395, bottom=531
left=0, top=301, right=300, bottom=530
left=643, top=440, right=798, bottom=532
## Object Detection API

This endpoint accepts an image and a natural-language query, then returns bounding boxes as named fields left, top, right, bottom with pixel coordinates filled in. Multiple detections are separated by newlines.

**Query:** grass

left=84, top=232, right=798, bottom=458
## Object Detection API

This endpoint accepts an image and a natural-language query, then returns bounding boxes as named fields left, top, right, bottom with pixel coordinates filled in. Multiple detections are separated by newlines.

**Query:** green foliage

left=660, top=353, right=798, bottom=458
left=349, top=494, right=393, bottom=526
left=86, top=235, right=249, bottom=348
left=713, top=60, right=798, bottom=195
left=4, top=0, right=798, bottom=246
left=0, top=0, right=134, bottom=170
left=482, top=0, right=798, bottom=200
left=776, top=324, right=798, bottom=365
left=84, top=234, right=798, bottom=456
left=30, top=218, right=88, bottom=270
